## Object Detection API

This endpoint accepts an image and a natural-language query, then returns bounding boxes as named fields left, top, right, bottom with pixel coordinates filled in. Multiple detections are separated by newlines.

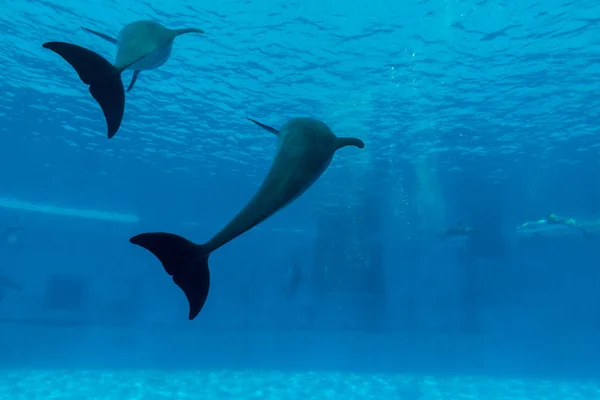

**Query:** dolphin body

left=42, top=20, right=204, bottom=138
left=130, top=117, right=365, bottom=320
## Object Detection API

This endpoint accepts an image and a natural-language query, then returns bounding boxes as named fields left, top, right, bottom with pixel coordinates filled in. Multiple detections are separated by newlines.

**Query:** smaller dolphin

left=130, top=117, right=364, bottom=320
left=42, top=20, right=204, bottom=138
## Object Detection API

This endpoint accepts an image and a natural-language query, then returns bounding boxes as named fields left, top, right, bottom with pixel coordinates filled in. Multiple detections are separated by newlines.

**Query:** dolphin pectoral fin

left=174, top=28, right=205, bottom=36
left=335, top=137, right=365, bottom=150
left=81, top=27, right=118, bottom=44
left=129, top=232, right=211, bottom=320
left=247, top=117, right=280, bottom=135
left=126, top=71, right=141, bottom=92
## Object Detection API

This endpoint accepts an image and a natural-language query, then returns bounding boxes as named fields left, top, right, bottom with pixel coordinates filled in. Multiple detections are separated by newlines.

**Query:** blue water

left=1, top=0, right=600, bottom=398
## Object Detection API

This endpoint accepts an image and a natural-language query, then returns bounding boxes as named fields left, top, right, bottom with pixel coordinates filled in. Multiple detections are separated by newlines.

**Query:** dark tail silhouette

left=129, top=232, right=210, bottom=320
left=42, top=41, right=125, bottom=139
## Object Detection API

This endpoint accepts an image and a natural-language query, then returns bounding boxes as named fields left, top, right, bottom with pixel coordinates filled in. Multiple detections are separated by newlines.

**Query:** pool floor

left=0, top=369, right=599, bottom=400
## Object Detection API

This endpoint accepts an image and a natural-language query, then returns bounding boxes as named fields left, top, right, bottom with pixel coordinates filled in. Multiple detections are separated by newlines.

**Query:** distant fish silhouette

left=0, top=275, right=21, bottom=304
left=3, top=222, right=21, bottom=244
left=284, top=252, right=304, bottom=298
left=43, top=274, right=88, bottom=312
left=437, top=222, right=478, bottom=240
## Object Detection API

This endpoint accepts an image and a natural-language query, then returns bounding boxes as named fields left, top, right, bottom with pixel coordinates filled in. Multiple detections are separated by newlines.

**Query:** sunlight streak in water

left=0, top=196, right=139, bottom=223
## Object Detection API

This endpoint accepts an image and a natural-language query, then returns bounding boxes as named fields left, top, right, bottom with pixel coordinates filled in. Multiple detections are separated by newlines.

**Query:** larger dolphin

left=130, top=117, right=365, bottom=320
left=42, top=20, right=204, bottom=139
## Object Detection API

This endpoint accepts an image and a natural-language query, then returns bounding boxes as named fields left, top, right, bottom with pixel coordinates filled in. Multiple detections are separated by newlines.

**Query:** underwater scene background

left=1, top=0, right=600, bottom=398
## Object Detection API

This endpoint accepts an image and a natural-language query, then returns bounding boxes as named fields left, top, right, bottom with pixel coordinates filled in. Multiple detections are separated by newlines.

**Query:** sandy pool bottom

left=0, top=369, right=598, bottom=400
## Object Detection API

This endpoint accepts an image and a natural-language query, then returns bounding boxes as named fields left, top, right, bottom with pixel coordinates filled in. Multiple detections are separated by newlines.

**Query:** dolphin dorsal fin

left=335, top=137, right=365, bottom=150
left=247, top=117, right=279, bottom=135
left=81, top=27, right=118, bottom=44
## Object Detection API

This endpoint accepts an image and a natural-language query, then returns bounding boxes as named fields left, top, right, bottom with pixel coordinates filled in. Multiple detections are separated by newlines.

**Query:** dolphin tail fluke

left=335, top=137, right=365, bottom=150
left=129, top=232, right=210, bottom=320
left=42, top=41, right=125, bottom=139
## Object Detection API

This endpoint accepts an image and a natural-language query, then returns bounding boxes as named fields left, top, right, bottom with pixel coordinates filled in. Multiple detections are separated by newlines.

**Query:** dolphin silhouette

left=284, top=251, right=304, bottom=298
left=42, top=20, right=204, bottom=138
left=437, top=222, right=478, bottom=240
left=130, top=117, right=364, bottom=320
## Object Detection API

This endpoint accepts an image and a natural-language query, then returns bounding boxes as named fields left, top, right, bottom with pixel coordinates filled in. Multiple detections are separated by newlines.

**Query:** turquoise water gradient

left=2, top=0, right=600, bottom=398
left=2, top=0, right=598, bottom=202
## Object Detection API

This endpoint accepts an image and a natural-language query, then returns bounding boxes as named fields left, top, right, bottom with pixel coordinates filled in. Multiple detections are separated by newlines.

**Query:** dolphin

left=129, top=117, right=365, bottom=320
left=42, top=20, right=204, bottom=139
left=284, top=251, right=304, bottom=298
